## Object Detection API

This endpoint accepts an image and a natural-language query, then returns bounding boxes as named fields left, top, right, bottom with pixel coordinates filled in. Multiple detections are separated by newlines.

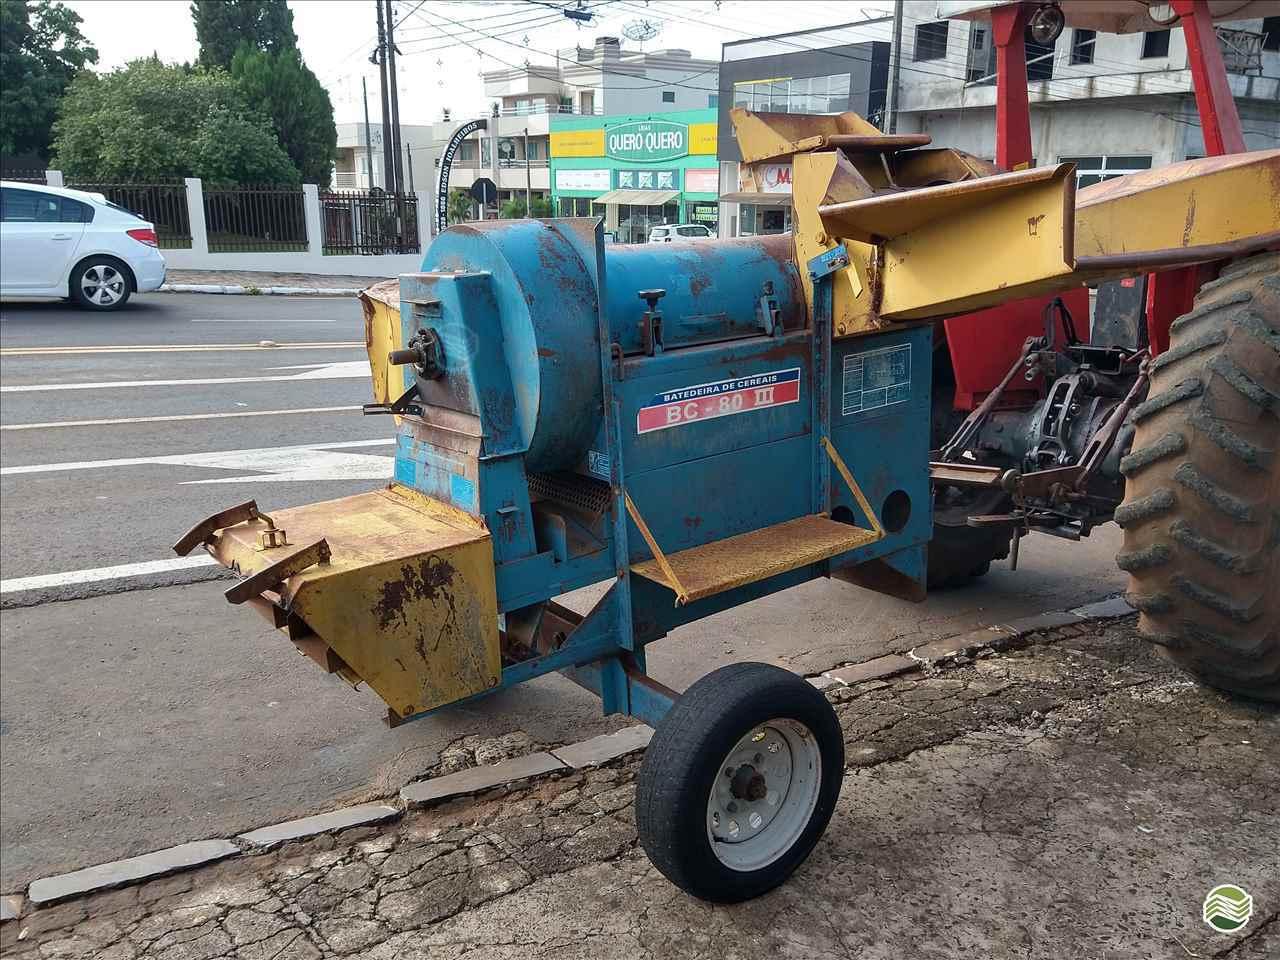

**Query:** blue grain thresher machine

left=176, top=108, right=1280, bottom=902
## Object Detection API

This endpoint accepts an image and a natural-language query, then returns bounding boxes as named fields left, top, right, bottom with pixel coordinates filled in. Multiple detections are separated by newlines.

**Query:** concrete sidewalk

left=2, top=618, right=1275, bottom=959
left=163, top=270, right=390, bottom=291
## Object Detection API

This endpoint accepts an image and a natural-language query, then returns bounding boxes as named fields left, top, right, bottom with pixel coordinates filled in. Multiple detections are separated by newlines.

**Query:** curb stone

left=158, top=283, right=363, bottom=296
left=3, top=597, right=1138, bottom=919
left=26, top=840, right=240, bottom=906
left=1069, top=596, right=1136, bottom=619
left=238, top=803, right=400, bottom=849
left=401, top=752, right=568, bottom=807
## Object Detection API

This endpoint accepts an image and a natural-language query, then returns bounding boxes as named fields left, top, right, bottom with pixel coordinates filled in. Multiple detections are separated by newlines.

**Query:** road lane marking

left=0, top=359, right=372, bottom=393
left=1, top=438, right=394, bottom=476
left=1, top=406, right=363, bottom=431
left=0, top=556, right=219, bottom=594
left=1, top=342, right=363, bottom=356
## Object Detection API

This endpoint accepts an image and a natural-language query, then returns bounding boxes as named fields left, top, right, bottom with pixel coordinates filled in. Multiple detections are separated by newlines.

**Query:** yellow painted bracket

left=820, top=436, right=885, bottom=541
left=625, top=492, right=690, bottom=605
left=817, top=163, right=1079, bottom=322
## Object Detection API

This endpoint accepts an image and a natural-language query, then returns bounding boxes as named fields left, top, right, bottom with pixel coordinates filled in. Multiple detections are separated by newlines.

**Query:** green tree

left=191, top=0, right=296, bottom=69
left=447, top=188, right=474, bottom=225
left=0, top=0, right=97, bottom=162
left=499, top=196, right=553, bottom=219
left=52, top=59, right=298, bottom=183
left=230, top=44, right=336, bottom=185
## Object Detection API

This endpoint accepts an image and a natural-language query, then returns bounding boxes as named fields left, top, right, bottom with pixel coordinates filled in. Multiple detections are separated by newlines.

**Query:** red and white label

left=636, top=367, right=801, bottom=434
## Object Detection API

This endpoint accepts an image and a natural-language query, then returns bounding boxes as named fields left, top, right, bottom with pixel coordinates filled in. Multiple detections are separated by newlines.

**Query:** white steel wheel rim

left=706, top=717, right=822, bottom=872
left=82, top=264, right=125, bottom=305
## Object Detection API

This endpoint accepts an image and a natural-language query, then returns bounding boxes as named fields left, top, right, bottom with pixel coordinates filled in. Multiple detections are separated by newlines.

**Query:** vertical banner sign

left=436, top=118, right=488, bottom=235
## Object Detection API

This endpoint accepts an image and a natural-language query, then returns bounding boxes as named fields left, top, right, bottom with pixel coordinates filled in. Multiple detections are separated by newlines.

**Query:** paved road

left=0, top=291, right=1129, bottom=892
left=8, top=620, right=1277, bottom=959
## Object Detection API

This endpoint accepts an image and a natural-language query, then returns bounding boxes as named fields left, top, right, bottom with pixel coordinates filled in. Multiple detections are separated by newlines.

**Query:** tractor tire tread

left=1117, top=253, right=1280, bottom=702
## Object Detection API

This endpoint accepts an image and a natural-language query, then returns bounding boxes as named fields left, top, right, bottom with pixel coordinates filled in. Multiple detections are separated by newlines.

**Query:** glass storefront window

left=557, top=197, right=598, bottom=217
left=686, top=201, right=719, bottom=233
left=731, top=73, right=851, bottom=114
left=738, top=204, right=792, bottom=237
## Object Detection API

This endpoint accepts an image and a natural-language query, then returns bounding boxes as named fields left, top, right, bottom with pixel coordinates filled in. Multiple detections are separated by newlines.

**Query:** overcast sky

left=65, top=0, right=896, bottom=127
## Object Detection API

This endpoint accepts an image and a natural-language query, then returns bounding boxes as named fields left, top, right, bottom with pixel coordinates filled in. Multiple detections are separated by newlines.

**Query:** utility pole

left=361, top=76, right=374, bottom=189
left=886, top=0, right=903, bottom=133
left=384, top=0, right=404, bottom=195
left=523, top=127, right=531, bottom=216
left=373, top=0, right=394, bottom=192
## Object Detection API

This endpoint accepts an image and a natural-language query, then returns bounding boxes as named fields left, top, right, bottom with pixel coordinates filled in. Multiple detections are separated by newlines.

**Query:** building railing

left=65, top=179, right=193, bottom=249
left=332, top=171, right=364, bottom=189
left=320, top=190, right=421, bottom=256
left=203, top=184, right=308, bottom=253
left=493, top=103, right=603, bottom=117
left=1217, top=27, right=1263, bottom=76
left=498, top=158, right=550, bottom=168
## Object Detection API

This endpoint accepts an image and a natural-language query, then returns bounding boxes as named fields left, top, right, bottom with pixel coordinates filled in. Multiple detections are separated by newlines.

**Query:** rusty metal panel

left=1073, top=150, right=1280, bottom=262
left=205, top=485, right=500, bottom=718
left=360, top=279, right=407, bottom=407
left=631, top=515, right=879, bottom=605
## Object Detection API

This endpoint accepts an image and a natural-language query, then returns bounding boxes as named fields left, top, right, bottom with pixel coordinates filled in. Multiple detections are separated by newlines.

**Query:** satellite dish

left=622, top=18, right=661, bottom=43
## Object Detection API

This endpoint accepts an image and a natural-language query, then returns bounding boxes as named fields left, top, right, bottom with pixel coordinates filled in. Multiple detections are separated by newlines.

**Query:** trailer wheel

left=1116, top=251, right=1280, bottom=702
left=635, top=662, right=843, bottom=902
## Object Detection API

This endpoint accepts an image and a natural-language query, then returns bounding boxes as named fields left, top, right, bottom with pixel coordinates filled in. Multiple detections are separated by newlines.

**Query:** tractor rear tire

left=1115, top=251, right=1280, bottom=702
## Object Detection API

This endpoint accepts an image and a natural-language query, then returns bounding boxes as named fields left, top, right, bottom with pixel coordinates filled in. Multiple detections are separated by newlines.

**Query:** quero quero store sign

left=605, top=120, right=688, bottom=163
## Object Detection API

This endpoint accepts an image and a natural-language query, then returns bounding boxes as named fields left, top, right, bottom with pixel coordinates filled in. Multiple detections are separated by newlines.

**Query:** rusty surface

left=631, top=514, right=880, bottom=605
left=224, top=538, right=331, bottom=606
left=1074, top=230, right=1280, bottom=274
left=929, top=462, right=1010, bottom=489
left=203, top=485, right=500, bottom=717
left=173, top=500, right=264, bottom=556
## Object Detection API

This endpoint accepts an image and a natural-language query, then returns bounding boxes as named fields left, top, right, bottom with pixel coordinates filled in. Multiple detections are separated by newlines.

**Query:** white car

left=648, top=223, right=714, bottom=243
left=0, top=180, right=166, bottom=310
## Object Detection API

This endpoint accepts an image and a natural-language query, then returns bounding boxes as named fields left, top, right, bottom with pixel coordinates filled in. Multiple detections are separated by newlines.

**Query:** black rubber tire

left=1116, top=251, right=1280, bottom=702
left=70, top=256, right=132, bottom=311
left=635, top=662, right=844, bottom=903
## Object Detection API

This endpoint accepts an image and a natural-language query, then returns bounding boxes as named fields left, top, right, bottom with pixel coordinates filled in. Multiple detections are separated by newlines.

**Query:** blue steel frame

left=396, top=239, right=929, bottom=730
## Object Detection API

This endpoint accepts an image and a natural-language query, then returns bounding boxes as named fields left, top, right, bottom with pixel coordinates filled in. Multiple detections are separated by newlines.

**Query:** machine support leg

left=1144, top=2, right=1246, bottom=356
left=1171, top=0, right=1246, bottom=156
left=991, top=3, right=1033, bottom=171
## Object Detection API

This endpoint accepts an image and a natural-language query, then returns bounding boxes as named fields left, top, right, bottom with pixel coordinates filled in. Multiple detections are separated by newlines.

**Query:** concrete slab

left=808, top=674, right=841, bottom=692
left=26, top=839, right=239, bottom=905
left=824, top=654, right=917, bottom=685
left=1002, top=609, right=1085, bottom=634
left=0, top=893, right=22, bottom=922
left=910, top=625, right=1015, bottom=662
left=400, top=752, right=567, bottom=807
left=552, top=726, right=654, bottom=769
left=238, top=803, right=400, bottom=848
left=1070, top=596, right=1136, bottom=619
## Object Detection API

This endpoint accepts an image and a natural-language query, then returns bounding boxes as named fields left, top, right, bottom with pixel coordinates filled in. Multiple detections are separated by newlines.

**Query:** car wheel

left=71, top=258, right=132, bottom=310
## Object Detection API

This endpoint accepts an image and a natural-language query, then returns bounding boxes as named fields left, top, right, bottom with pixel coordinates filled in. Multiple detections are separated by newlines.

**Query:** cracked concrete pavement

left=3, top=617, right=1276, bottom=960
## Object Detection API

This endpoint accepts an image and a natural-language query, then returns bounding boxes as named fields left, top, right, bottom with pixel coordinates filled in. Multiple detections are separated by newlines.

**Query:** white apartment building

left=899, top=5, right=1280, bottom=175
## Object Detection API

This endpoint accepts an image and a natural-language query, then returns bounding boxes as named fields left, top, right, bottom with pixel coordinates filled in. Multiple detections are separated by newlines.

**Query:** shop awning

left=718, top=191, right=792, bottom=205
left=593, top=189, right=680, bottom=205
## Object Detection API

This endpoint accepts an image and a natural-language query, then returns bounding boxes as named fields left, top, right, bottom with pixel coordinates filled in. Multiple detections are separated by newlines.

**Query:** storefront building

left=549, top=108, right=719, bottom=243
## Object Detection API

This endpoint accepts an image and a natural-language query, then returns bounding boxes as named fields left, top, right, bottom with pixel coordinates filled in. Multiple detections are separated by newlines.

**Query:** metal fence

left=320, top=190, right=420, bottom=256
left=1, top=168, right=47, bottom=184
left=64, top=180, right=193, bottom=249
left=204, top=184, right=308, bottom=253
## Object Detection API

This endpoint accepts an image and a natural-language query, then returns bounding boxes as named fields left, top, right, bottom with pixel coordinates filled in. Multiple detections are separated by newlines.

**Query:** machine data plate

left=841, top=344, right=911, bottom=416
left=637, top=367, right=801, bottom=434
